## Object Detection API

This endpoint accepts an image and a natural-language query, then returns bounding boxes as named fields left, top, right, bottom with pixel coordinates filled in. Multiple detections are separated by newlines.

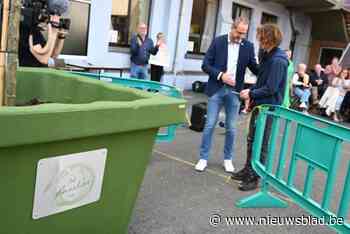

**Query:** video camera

left=21, top=0, right=71, bottom=31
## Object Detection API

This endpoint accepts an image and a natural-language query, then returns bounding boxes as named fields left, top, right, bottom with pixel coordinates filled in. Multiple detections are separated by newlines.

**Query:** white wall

left=292, top=11, right=312, bottom=69
left=165, top=0, right=182, bottom=72
left=171, top=0, right=310, bottom=73
left=66, top=0, right=171, bottom=68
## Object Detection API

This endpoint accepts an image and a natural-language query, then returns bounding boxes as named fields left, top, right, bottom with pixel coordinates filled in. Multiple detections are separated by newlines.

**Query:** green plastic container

left=0, top=68, right=186, bottom=234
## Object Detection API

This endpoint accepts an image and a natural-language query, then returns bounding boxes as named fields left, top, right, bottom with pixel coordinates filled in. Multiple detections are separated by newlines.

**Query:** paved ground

left=129, top=92, right=350, bottom=234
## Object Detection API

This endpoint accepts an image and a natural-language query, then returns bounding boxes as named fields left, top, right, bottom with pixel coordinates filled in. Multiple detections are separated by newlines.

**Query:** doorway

left=319, top=47, right=344, bottom=67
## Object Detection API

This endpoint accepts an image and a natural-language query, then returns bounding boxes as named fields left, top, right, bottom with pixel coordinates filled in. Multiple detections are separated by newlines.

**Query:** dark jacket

left=130, top=34, right=159, bottom=65
left=249, top=47, right=288, bottom=106
left=18, top=24, right=47, bottom=67
left=310, top=71, right=328, bottom=87
left=202, top=35, right=259, bottom=97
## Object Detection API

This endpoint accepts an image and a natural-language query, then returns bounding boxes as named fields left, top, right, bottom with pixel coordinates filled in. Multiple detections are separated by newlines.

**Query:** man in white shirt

left=195, top=17, right=259, bottom=173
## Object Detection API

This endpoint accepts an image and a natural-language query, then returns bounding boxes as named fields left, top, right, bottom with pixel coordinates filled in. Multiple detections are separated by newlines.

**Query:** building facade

left=61, top=0, right=348, bottom=90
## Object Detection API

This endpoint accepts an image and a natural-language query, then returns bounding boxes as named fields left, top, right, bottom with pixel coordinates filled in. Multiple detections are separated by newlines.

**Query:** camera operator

left=19, top=15, right=66, bottom=67
left=18, top=0, right=69, bottom=67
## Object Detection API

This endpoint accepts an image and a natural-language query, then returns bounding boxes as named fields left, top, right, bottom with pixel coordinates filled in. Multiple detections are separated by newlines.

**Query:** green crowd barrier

left=72, top=71, right=183, bottom=143
left=0, top=67, right=186, bottom=234
left=236, top=106, right=350, bottom=233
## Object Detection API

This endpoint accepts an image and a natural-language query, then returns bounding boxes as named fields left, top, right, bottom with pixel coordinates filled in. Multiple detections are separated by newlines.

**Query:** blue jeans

left=294, top=87, right=311, bottom=105
left=336, top=95, right=344, bottom=111
left=130, top=63, right=149, bottom=80
left=199, top=86, right=240, bottom=161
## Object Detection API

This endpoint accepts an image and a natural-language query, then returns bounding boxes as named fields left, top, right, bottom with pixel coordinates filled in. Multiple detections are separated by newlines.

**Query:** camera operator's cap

left=48, top=0, right=69, bottom=15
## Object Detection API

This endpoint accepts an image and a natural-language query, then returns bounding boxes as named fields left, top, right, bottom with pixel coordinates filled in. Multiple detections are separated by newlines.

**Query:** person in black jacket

left=232, top=24, right=288, bottom=191
left=310, top=64, right=328, bottom=99
left=19, top=15, right=66, bottom=67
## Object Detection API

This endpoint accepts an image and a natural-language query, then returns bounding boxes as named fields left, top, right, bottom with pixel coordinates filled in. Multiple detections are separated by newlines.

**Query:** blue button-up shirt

left=130, top=35, right=159, bottom=66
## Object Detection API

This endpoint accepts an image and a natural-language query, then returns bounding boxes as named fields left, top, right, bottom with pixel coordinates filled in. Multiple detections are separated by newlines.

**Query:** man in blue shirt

left=130, top=23, right=159, bottom=80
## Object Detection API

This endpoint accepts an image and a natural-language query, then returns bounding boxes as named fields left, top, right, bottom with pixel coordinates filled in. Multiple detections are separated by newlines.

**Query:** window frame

left=261, top=12, right=279, bottom=25
left=318, top=47, right=344, bottom=67
left=186, top=0, right=220, bottom=56
left=54, top=0, right=92, bottom=56
left=109, top=0, right=153, bottom=49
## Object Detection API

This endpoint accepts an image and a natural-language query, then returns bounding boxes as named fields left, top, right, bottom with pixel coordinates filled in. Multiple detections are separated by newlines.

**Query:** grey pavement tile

left=129, top=92, right=349, bottom=234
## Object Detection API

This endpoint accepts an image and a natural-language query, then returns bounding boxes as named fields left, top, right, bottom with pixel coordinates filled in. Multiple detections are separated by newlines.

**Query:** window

left=110, top=0, right=152, bottom=48
left=319, top=48, right=343, bottom=67
left=61, top=0, right=91, bottom=56
left=261, top=13, right=278, bottom=24
left=232, top=3, right=252, bottom=21
left=187, top=0, right=219, bottom=55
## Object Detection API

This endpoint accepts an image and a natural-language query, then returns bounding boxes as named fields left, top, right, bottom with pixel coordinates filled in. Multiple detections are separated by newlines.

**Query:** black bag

left=192, top=81, right=206, bottom=93
left=189, top=102, right=207, bottom=132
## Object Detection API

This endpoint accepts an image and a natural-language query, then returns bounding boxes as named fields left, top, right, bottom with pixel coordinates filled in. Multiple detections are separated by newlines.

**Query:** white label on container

left=32, top=149, right=108, bottom=220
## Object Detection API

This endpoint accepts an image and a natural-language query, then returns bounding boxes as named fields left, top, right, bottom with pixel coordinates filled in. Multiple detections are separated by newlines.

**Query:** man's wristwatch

left=58, top=35, right=66, bottom=40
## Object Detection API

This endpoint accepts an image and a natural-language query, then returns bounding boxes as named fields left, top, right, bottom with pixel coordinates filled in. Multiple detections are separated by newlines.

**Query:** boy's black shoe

left=238, top=178, right=259, bottom=191
left=231, top=168, right=248, bottom=181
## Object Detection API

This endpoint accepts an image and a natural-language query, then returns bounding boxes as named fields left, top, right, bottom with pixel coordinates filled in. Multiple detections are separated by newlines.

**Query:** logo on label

left=46, top=164, right=95, bottom=207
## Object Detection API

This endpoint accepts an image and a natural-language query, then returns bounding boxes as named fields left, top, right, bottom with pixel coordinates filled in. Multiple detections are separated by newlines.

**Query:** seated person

left=340, top=68, right=350, bottom=119
left=329, top=57, right=342, bottom=82
left=340, top=90, right=350, bottom=120
left=292, top=63, right=311, bottom=113
left=319, top=68, right=349, bottom=122
left=310, top=64, right=328, bottom=99
left=333, top=69, right=350, bottom=122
